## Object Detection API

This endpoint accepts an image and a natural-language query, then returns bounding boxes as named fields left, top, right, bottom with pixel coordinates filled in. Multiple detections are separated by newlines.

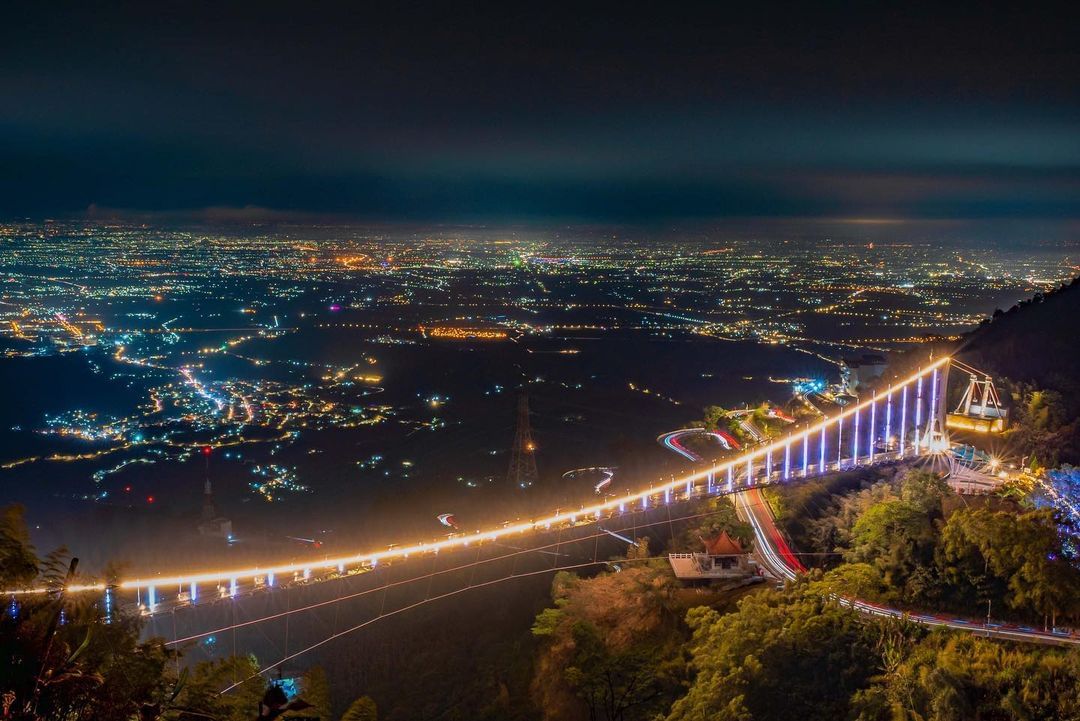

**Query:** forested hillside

left=961, top=276, right=1080, bottom=391
left=957, top=276, right=1080, bottom=465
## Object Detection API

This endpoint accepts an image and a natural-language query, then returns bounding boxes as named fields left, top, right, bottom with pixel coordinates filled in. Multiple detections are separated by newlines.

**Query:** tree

left=289, top=666, right=331, bottom=720
left=940, top=508, right=1080, bottom=626
left=340, top=696, right=378, bottom=721
left=852, top=632, right=1080, bottom=721
left=625, top=536, right=651, bottom=561
left=847, top=499, right=937, bottom=600
left=818, top=469, right=953, bottom=606
left=0, top=504, right=179, bottom=721
left=531, top=565, right=686, bottom=721
left=0, top=504, right=39, bottom=590
left=1007, top=385, right=1078, bottom=468
left=774, top=465, right=901, bottom=560
left=178, top=655, right=267, bottom=721
left=1024, top=389, right=1067, bottom=432
left=700, top=406, right=728, bottom=433
left=898, top=469, right=951, bottom=515
left=667, top=576, right=878, bottom=721
left=811, top=563, right=887, bottom=601
left=699, top=406, right=752, bottom=444
left=562, top=621, right=675, bottom=721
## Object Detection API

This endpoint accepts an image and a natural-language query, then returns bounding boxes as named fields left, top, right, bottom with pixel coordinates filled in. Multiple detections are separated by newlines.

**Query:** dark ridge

left=955, top=275, right=1080, bottom=465
left=958, top=276, right=1080, bottom=392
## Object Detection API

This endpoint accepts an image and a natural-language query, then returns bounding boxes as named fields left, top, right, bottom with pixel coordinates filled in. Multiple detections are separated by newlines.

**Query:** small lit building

left=198, top=477, right=233, bottom=539
left=842, top=354, right=888, bottom=394
left=668, top=531, right=754, bottom=580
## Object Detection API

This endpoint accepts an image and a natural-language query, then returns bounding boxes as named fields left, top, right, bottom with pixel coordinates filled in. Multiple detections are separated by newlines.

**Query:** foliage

left=846, top=493, right=946, bottom=606
left=0, top=504, right=40, bottom=590
left=340, top=695, right=378, bottom=721
left=530, top=564, right=687, bottom=721
left=624, top=536, right=651, bottom=561
left=776, top=468, right=1080, bottom=625
left=666, top=576, right=879, bottom=721
left=1035, top=465, right=1080, bottom=560
left=562, top=622, right=679, bottom=721
left=749, top=404, right=787, bottom=438
left=666, top=540, right=1080, bottom=721
left=899, top=469, right=952, bottom=514
left=852, top=632, right=1080, bottom=721
left=0, top=506, right=179, bottom=721
left=811, top=562, right=889, bottom=600
left=940, top=508, right=1080, bottom=626
left=698, top=406, right=752, bottom=444
left=531, top=607, right=564, bottom=638
left=288, top=665, right=331, bottom=720
left=175, top=655, right=266, bottom=721
left=779, top=468, right=951, bottom=606
left=1006, top=384, right=1078, bottom=468
left=772, top=465, right=901, bottom=558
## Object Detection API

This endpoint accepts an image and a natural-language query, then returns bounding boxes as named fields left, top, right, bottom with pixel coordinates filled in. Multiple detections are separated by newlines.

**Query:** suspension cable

left=167, top=506, right=732, bottom=647
left=216, top=555, right=673, bottom=696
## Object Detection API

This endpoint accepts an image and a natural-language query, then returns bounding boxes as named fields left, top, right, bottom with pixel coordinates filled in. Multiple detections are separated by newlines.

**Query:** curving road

left=740, top=488, right=1080, bottom=646
left=660, top=420, right=1080, bottom=647
left=657, top=428, right=741, bottom=462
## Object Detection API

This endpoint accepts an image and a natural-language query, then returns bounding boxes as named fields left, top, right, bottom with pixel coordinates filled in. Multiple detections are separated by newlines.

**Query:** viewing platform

left=669, top=531, right=756, bottom=580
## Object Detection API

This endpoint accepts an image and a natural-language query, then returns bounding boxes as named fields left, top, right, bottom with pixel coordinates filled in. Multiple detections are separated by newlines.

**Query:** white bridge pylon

left=9, top=357, right=954, bottom=610
left=946, top=358, right=1008, bottom=433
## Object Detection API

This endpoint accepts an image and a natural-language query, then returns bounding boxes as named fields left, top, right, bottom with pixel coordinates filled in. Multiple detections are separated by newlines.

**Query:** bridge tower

left=507, top=393, right=539, bottom=489
left=945, top=359, right=1008, bottom=433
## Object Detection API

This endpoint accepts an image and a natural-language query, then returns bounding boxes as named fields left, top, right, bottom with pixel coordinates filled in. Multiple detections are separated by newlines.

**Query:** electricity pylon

left=507, top=393, right=539, bottom=489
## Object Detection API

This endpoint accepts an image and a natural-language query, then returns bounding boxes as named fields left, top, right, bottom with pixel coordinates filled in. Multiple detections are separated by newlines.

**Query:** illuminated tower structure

left=507, top=394, right=539, bottom=489
left=197, top=448, right=232, bottom=539
left=201, top=476, right=216, bottom=524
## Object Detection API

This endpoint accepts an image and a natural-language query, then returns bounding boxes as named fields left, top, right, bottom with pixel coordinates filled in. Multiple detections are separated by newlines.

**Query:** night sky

left=1, top=1, right=1077, bottom=221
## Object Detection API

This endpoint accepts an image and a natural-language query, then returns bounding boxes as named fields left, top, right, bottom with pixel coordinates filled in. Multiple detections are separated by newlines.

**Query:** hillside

left=959, top=276, right=1080, bottom=390
left=956, top=276, right=1080, bottom=465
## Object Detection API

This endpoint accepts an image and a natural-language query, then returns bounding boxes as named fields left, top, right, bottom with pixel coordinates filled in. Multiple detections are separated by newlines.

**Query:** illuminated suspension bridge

left=7, top=356, right=953, bottom=609
left=10, top=354, right=1076, bottom=690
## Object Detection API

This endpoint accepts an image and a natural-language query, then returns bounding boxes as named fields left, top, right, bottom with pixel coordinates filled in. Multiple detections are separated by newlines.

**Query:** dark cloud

left=0, top=1, right=1077, bottom=220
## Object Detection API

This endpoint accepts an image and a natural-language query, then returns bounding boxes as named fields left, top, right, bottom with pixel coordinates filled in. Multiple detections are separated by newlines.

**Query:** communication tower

left=507, top=394, right=539, bottom=489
